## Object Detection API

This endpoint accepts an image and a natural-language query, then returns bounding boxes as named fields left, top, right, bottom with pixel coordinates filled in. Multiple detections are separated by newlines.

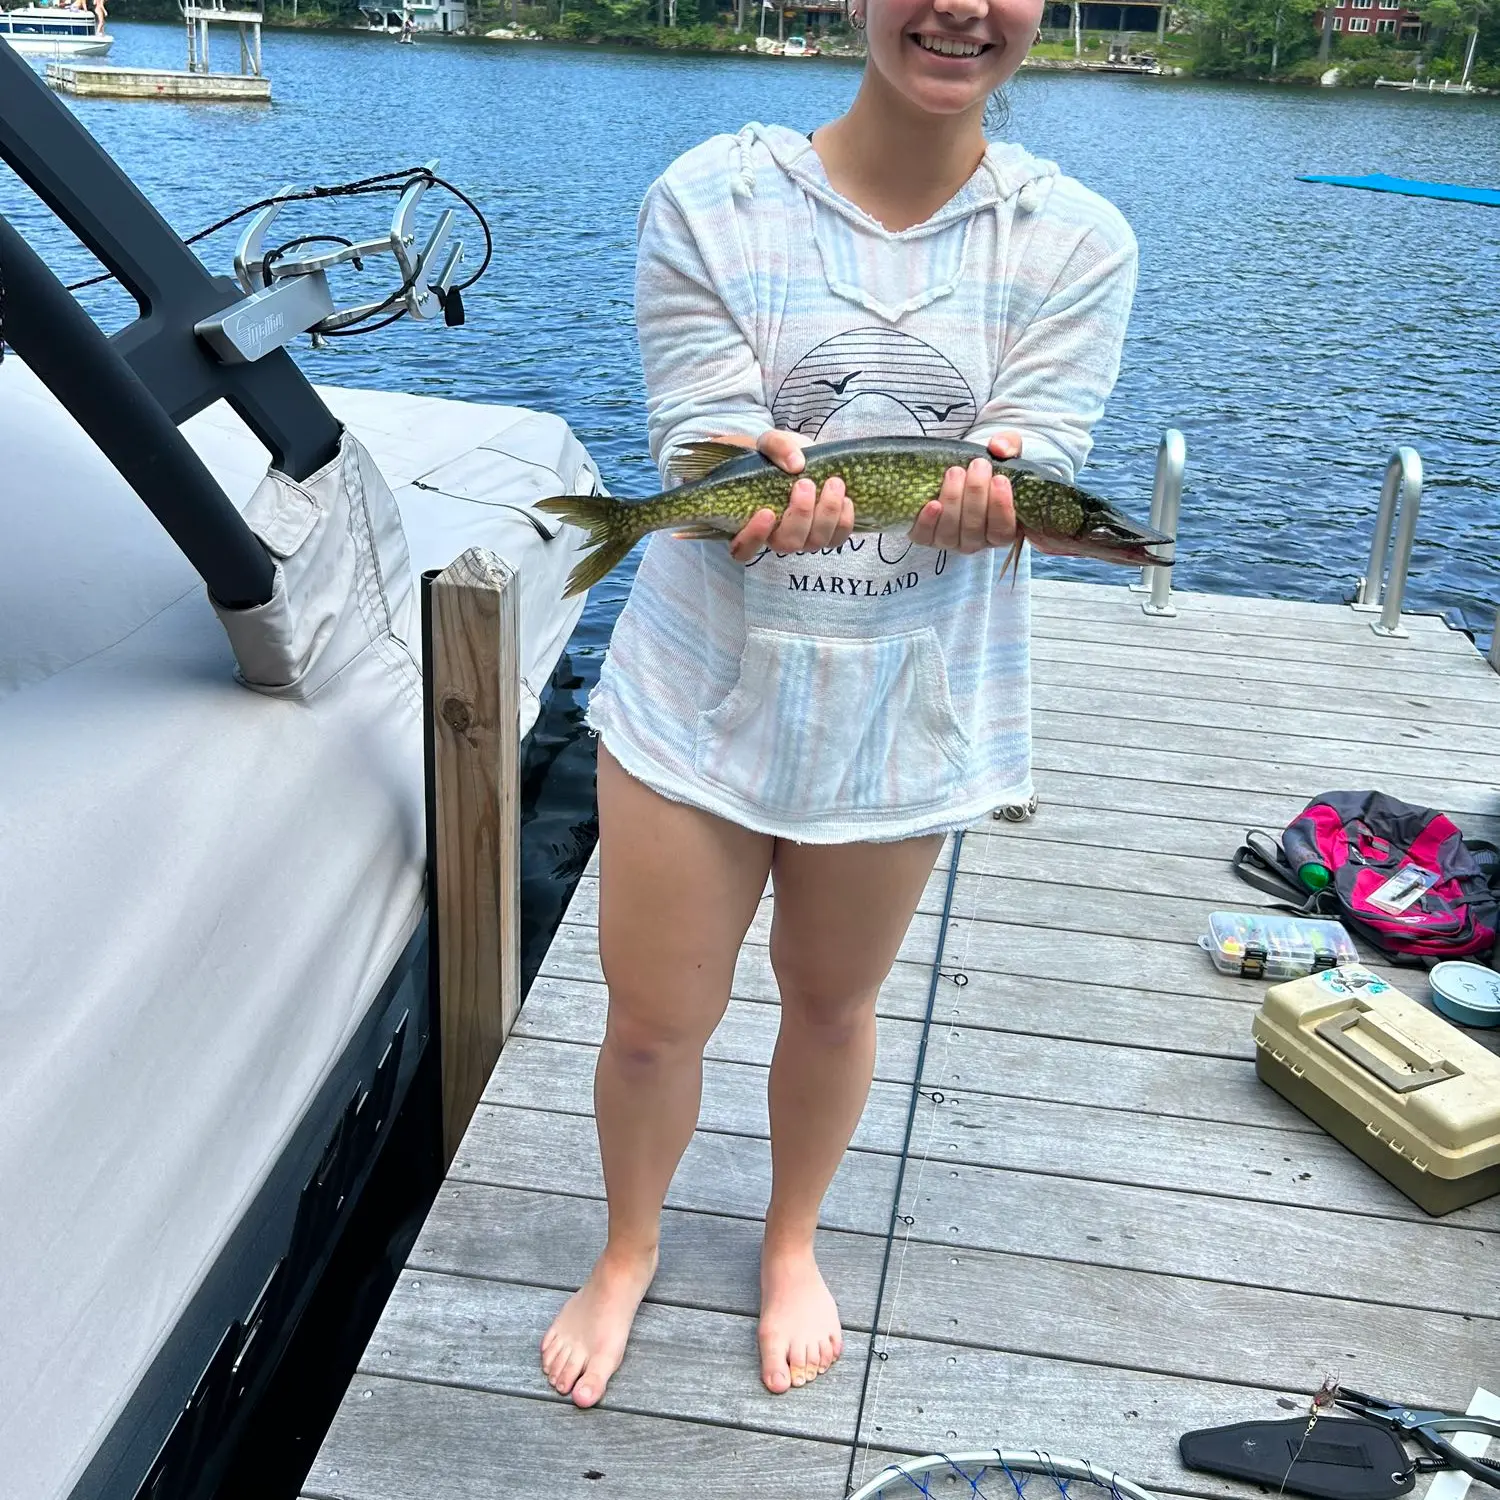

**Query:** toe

left=555, top=1344, right=588, bottom=1398
left=816, top=1337, right=834, bottom=1373
left=760, top=1339, right=792, bottom=1395
left=541, top=1336, right=567, bottom=1385
left=572, top=1358, right=610, bottom=1409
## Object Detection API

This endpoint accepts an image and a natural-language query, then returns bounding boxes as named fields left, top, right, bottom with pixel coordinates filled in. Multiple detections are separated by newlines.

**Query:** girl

left=540, top=0, right=1137, bottom=1408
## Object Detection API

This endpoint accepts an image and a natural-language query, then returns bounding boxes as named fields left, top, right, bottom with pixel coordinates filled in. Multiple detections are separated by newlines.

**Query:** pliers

left=1335, top=1389, right=1500, bottom=1488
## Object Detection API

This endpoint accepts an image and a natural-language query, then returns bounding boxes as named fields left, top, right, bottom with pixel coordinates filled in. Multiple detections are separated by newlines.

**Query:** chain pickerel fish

left=536, top=437, right=1174, bottom=598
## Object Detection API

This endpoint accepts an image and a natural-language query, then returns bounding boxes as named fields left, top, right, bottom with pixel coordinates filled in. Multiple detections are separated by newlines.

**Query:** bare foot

left=758, top=1238, right=844, bottom=1394
left=540, top=1243, right=658, bottom=1408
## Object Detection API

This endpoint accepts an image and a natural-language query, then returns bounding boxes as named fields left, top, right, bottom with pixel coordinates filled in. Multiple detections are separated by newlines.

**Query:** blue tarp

left=1297, top=172, right=1500, bottom=206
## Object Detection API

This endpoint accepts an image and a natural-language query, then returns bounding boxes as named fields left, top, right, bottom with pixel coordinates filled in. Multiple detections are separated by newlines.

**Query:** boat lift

left=0, top=42, right=465, bottom=606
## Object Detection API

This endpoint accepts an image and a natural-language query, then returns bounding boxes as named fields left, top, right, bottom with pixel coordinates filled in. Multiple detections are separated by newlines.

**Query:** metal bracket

left=197, top=157, right=465, bottom=362
left=1351, top=447, right=1422, bottom=639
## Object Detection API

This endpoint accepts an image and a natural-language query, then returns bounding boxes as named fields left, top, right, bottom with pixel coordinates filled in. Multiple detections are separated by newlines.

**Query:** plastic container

left=1254, top=964, right=1500, bottom=1214
left=1429, top=961, right=1500, bottom=1028
left=1200, top=911, right=1358, bottom=980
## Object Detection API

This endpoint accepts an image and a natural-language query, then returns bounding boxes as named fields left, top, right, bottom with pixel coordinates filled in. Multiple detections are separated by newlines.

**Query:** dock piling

left=424, top=548, right=523, bottom=1167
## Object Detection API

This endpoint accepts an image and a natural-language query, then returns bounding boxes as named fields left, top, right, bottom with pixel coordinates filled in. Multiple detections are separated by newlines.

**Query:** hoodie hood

left=727, top=123, right=1061, bottom=321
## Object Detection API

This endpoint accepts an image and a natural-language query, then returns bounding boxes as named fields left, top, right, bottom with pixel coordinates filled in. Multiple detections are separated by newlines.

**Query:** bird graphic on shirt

left=813, top=372, right=861, bottom=395
left=774, top=331, right=976, bottom=440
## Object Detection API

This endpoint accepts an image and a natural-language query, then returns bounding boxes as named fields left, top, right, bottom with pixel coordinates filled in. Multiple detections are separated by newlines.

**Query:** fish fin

left=997, top=530, right=1026, bottom=586
left=535, top=492, right=640, bottom=597
left=665, top=440, right=748, bottom=485
left=561, top=529, right=637, bottom=598
left=671, top=522, right=731, bottom=541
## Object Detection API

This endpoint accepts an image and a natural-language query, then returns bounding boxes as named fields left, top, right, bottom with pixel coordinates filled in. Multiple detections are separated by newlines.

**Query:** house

left=1314, top=0, right=1424, bottom=41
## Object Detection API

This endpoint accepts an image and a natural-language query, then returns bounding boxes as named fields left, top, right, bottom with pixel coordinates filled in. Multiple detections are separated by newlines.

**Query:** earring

left=848, top=2, right=864, bottom=25
left=1034, top=25, right=1042, bottom=41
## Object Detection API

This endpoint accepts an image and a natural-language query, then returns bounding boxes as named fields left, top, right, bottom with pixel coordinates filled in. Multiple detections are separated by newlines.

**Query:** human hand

left=908, top=431, right=1023, bottom=554
left=712, top=429, right=855, bottom=564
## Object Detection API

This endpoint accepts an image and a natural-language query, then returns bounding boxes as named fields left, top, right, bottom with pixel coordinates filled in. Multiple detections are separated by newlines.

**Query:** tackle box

left=1254, top=964, right=1500, bottom=1215
left=1200, top=911, right=1358, bottom=980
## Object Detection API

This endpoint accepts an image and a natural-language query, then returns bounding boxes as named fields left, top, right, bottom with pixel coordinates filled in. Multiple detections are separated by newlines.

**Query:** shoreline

left=113, top=13, right=1489, bottom=93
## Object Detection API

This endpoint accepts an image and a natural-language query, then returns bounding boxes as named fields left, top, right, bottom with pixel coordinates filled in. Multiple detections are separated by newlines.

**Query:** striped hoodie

left=588, top=122, right=1137, bottom=843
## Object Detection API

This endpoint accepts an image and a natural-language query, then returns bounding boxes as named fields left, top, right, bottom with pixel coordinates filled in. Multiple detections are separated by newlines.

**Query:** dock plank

left=1035, top=650, right=1500, bottom=731
left=1031, top=579, right=1461, bottom=640
left=874, top=1240, right=1490, bottom=1409
left=1034, top=707, right=1500, bottom=787
left=301, top=1378, right=850, bottom=1500
left=449, top=1103, right=899, bottom=1232
left=848, top=1343, right=1323, bottom=1500
left=1032, top=635, right=1500, bottom=702
left=1036, top=614, right=1492, bottom=675
left=360, top=1272, right=866, bottom=1443
left=1034, top=678, right=1500, bottom=751
left=903, top=1155, right=1498, bottom=1317
left=519, top=972, right=1259, bottom=1061
left=412, top=1182, right=886, bottom=1320
left=408, top=1184, right=1490, bottom=1408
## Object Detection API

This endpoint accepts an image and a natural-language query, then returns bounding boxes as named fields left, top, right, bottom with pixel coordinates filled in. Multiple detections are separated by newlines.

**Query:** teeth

left=916, top=33, right=983, bottom=55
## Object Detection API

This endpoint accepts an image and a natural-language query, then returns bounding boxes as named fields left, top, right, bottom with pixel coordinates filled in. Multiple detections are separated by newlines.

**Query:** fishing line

left=848, top=644, right=1015, bottom=1491
left=845, top=797, right=1008, bottom=1495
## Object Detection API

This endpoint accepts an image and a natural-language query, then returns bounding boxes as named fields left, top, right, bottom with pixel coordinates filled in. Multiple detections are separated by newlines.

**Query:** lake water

left=6, top=26, right=1500, bottom=1490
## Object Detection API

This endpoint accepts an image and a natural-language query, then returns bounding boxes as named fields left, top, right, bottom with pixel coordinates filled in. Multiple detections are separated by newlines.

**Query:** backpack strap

left=1231, top=832, right=1329, bottom=914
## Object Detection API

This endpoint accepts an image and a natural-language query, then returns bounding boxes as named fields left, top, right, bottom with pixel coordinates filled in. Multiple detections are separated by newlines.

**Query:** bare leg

left=758, top=833, right=944, bottom=1393
left=540, top=745, right=772, bottom=1408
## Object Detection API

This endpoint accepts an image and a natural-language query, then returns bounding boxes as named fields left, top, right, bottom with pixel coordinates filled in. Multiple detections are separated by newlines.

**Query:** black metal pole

left=0, top=212, right=275, bottom=609
left=0, top=43, right=343, bottom=479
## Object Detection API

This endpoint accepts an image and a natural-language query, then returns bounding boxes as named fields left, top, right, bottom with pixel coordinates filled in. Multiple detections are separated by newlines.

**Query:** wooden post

left=426, top=548, right=522, bottom=1168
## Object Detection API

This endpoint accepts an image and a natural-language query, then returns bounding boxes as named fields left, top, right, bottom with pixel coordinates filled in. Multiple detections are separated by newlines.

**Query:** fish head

left=1018, top=480, right=1173, bottom=568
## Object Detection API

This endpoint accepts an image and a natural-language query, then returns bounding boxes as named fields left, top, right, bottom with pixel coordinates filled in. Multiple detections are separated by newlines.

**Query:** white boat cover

left=0, top=359, right=594, bottom=1498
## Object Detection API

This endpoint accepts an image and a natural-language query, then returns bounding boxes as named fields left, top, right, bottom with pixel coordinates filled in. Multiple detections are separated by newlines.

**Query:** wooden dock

left=301, top=579, right=1500, bottom=1500
left=45, top=62, right=271, bottom=99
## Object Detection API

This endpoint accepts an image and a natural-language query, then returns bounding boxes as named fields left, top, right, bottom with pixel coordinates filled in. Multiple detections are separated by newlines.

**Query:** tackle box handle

left=1315, top=1005, right=1460, bottom=1094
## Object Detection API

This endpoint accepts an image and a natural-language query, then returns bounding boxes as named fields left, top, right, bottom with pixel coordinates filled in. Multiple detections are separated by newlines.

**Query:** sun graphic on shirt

left=772, top=329, right=977, bottom=442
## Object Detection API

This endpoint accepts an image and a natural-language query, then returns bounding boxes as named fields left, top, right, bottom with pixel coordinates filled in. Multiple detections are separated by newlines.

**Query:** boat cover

left=1296, top=172, right=1500, bottom=207
left=0, top=358, right=593, bottom=1499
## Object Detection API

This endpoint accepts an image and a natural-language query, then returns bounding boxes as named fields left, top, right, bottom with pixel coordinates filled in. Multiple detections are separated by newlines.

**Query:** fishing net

left=847, top=1451, right=1159, bottom=1500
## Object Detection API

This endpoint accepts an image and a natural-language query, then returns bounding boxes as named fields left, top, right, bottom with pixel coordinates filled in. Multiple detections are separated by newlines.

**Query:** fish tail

left=535, top=494, right=641, bottom=597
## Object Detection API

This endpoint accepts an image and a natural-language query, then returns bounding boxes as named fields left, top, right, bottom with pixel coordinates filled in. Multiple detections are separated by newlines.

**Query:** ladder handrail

left=1353, top=446, right=1422, bottom=638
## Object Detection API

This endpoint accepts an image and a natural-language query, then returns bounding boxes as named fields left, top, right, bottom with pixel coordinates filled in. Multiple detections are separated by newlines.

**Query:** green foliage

left=1182, top=0, right=1322, bottom=72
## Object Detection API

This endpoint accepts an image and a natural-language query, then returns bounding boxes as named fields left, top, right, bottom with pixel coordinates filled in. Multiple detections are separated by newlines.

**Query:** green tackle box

left=1254, top=964, right=1500, bottom=1216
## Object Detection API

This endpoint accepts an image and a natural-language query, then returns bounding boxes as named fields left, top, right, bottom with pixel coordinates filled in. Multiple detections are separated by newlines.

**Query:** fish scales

left=535, top=436, right=1172, bottom=597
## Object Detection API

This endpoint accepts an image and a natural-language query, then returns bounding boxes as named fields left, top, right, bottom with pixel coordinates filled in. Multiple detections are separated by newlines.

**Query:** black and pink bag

left=1232, top=791, right=1500, bottom=966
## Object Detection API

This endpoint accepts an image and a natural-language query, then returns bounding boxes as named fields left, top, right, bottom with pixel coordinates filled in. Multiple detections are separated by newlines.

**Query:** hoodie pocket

left=693, top=627, right=970, bottom=820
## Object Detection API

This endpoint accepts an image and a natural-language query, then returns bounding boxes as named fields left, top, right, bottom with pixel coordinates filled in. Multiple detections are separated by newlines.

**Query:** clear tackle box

left=1254, top=964, right=1500, bottom=1215
left=1200, top=911, right=1358, bottom=980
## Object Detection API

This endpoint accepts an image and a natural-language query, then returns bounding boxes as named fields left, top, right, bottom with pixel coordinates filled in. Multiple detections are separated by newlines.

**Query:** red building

left=1314, top=0, right=1424, bottom=41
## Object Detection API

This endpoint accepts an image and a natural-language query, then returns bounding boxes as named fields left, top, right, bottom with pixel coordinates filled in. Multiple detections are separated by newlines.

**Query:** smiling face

left=861, top=0, right=1044, bottom=117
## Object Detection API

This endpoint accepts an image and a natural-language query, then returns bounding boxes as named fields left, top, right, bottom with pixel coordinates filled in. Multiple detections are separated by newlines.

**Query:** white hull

left=1, top=29, right=113, bottom=54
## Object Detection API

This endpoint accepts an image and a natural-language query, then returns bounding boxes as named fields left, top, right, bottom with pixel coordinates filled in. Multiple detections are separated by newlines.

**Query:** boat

left=0, top=1, right=112, bottom=56
left=0, top=43, right=592, bottom=1500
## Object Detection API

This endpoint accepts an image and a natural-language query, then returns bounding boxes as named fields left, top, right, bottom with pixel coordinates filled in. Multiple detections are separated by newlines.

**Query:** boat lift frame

left=0, top=44, right=340, bottom=608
